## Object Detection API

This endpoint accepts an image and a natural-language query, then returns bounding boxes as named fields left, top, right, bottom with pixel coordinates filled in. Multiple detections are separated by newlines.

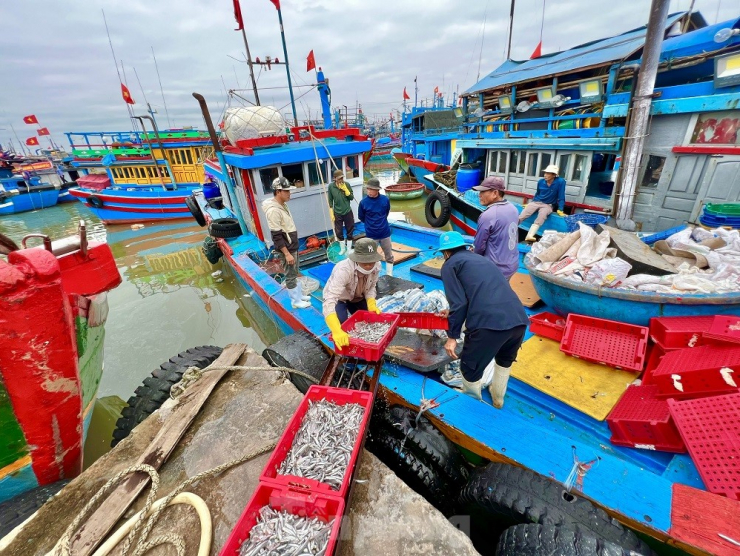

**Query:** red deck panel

left=671, top=483, right=740, bottom=556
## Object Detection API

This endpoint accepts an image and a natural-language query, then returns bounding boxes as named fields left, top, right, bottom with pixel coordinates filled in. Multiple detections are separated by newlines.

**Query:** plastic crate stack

left=699, top=202, right=740, bottom=229
left=219, top=386, right=374, bottom=555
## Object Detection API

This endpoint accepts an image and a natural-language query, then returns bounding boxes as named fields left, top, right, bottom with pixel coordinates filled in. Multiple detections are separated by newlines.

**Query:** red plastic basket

left=702, top=315, right=740, bottom=346
left=529, top=312, right=567, bottom=342
left=219, top=482, right=345, bottom=556
left=333, top=310, right=400, bottom=361
left=653, top=345, right=740, bottom=400
left=607, top=384, right=685, bottom=452
left=394, top=312, right=449, bottom=330
left=260, top=385, right=374, bottom=500
left=668, top=393, right=740, bottom=500
left=560, top=314, right=649, bottom=372
left=649, top=316, right=714, bottom=350
left=641, top=343, right=666, bottom=385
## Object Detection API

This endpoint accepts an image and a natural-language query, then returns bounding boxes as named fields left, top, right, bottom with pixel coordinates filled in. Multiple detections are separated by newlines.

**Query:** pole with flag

left=403, top=87, right=410, bottom=112
left=233, top=0, right=260, bottom=104
left=306, top=49, right=316, bottom=73
left=10, top=124, right=28, bottom=156
left=269, top=0, right=298, bottom=126
left=530, top=0, right=545, bottom=59
left=414, top=76, right=418, bottom=108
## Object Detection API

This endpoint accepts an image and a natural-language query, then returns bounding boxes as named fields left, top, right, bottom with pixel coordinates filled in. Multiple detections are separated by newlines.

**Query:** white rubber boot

left=339, top=241, right=347, bottom=255
left=288, top=286, right=310, bottom=309
left=461, top=376, right=484, bottom=401
left=386, top=263, right=394, bottom=277
left=525, top=223, right=541, bottom=243
left=489, top=363, right=511, bottom=409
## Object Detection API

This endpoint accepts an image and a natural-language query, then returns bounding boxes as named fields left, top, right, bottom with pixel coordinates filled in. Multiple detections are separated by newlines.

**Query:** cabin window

left=259, top=167, right=279, bottom=194
left=124, top=168, right=132, bottom=179
left=307, top=161, right=324, bottom=186
left=527, top=153, right=539, bottom=177
left=281, top=163, right=304, bottom=188
left=328, top=157, right=343, bottom=178
left=497, top=151, right=507, bottom=173
left=641, top=155, right=665, bottom=188
left=558, top=154, right=571, bottom=180
left=345, top=156, right=359, bottom=178
left=540, top=153, right=552, bottom=173
left=147, top=167, right=154, bottom=178
left=488, top=151, right=498, bottom=174
left=573, top=154, right=589, bottom=182
left=185, top=150, right=193, bottom=165
left=510, top=150, right=525, bottom=174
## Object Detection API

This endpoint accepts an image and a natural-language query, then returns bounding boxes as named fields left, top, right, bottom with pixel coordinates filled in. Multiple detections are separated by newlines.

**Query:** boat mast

left=273, top=3, right=298, bottom=126
left=239, top=27, right=261, bottom=105
left=506, top=0, right=516, bottom=60
left=614, top=0, right=671, bottom=227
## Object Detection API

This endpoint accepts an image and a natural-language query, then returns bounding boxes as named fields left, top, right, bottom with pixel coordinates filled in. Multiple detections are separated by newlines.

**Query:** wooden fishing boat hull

left=0, top=188, right=60, bottom=215
left=526, top=258, right=740, bottom=326
left=391, top=149, right=412, bottom=173
left=69, top=186, right=200, bottom=224
left=384, top=183, right=425, bottom=200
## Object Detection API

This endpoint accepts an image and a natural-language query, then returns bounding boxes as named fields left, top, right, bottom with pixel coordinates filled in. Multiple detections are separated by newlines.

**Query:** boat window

left=345, top=156, right=359, bottom=178
left=185, top=150, right=193, bottom=165
left=540, top=153, right=552, bottom=172
left=307, top=161, right=324, bottom=186
left=328, top=157, right=343, bottom=178
left=281, top=163, right=304, bottom=188
left=558, top=154, right=571, bottom=180
left=124, top=168, right=132, bottom=179
left=488, top=151, right=498, bottom=174
left=147, top=167, right=155, bottom=178
left=509, top=151, right=518, bottom=175
left=527, top=153, right=539, bottom=177
left=573, top=154, right=589, bottom=182
left=640, top=155, right=665, bottom=188
left=259, top=167, right=279, bottom=194
left=497, top=151, right=507, bottom=173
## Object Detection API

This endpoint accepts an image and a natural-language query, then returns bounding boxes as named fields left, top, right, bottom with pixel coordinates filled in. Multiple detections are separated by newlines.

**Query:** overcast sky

left=0, top=0, right=736, bottom=152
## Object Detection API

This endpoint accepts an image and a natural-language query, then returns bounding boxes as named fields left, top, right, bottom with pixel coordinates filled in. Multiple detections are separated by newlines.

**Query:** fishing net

left=222, top=106, right=287, bottom=145
left=297, top=276, right=320, bottom=295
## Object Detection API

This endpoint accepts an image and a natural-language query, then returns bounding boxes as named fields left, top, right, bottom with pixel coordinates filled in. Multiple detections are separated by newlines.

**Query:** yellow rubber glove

left=366, top=298, right=381, bottom=315
left=326, top=312, right=350, bottom=348
left=337, top=182, right=351, bottom=197
left=557, top=210, right=566, bottom=217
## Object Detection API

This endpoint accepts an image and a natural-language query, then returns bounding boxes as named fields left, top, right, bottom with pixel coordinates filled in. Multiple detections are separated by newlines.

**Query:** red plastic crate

left=333, top=310, right=400, bottom=361
left=560, top=314, right=649, bottom=372
left=529, top=312, right=567, bottom=342
left=607, top=384, right=685, bottom=452
left=653, top=345, right=740, bottom=400
left=260, top=385, right=374, bottom=499
left=219, top=482, right=345, bottom=556
left=703, top=315, right=740, bottom=346
left=668, top=393, right=740, bottom=500
left=641, top=343, right=666, bottom=385
left=649, top=316, right=714, bottom=350
left=394, top=312, right=449, bottom=330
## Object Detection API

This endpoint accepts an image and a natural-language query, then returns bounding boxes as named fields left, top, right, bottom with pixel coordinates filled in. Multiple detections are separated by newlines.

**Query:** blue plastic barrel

left=203, top=182, right=220, bottom=199
left=456, top=166, right=483, bottom=193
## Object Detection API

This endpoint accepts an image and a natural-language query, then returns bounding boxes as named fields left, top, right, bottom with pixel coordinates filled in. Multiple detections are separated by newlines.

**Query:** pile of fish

left=239, top=506, right=333, bottom=556
left=347, top=321, right=392, bottom=343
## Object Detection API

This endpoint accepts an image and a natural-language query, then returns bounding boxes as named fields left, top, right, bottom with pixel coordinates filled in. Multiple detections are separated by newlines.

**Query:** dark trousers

left=460, top=325, right=527, bottom=382
left=334, top=211, right=355, bottom=242
left=335, top=299, right=368, bottom=323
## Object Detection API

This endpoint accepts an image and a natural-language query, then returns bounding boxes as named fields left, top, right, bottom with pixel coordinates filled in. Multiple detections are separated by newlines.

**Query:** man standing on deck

left=517, top=164, right=566, bottom=242
left=438, top=231, right=528, bottom=408
left=328, top=169, right=355, bottom=255
left=262, top=177, right=311, bottom=309
left=472, top=176, right=519, bottom=280
left=358, top=177, right=395, bottom=276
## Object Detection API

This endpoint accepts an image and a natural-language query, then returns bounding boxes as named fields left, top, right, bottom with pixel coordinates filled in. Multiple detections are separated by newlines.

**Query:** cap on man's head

left=543, top=164, right=560, bottom=175
left=272, top=176, right=296, bottom=191
left=472, top=176, right=505, bottom=192
left=333, top=169, right=344, bottom=179
left=366, top=178, right=381, bottom=190
left=348, top=237, right=384, bottom=264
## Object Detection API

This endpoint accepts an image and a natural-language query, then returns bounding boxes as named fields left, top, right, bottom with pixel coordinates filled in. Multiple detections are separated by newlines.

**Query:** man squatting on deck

left=438, top=231, right=529, bottom=408
left=322, top=238, right=384, bottom=348
left=518, top=164, right=566, bottom=242
left=328, top=169, right=355, bottom=255
left=262, top=177, right=311, bottom=309
left=358, top=177, right=395, bottom=276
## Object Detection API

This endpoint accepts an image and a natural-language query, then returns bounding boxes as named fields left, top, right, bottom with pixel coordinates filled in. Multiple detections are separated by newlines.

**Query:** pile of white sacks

left=527, top=223, right=740, bottom=294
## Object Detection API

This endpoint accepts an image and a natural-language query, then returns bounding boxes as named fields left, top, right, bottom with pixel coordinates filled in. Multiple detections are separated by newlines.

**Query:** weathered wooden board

left=509, top=272, right=542, bottom=308
left=390, top=242, right=420, bottom=264
left=598, top=224, right=677, bottom=275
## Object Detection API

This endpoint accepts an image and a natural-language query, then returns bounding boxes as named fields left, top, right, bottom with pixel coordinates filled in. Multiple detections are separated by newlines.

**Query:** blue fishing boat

left=0, top=175, right=60, bottom=216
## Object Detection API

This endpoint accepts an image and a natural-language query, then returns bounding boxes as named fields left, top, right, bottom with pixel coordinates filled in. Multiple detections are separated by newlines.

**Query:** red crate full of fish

left=260, top=385, right=374, bottom=500
left=653, top=345, right=740, bottom=400
left=219, top=482, right=344, bottom=556
left=333, top=310, right=400, bottom=361
left=607, top=384, right=685, bottom=452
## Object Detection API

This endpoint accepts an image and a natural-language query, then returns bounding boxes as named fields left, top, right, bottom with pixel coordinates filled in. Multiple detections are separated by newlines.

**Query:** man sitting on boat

left=471, top=176, right=519, bottom=280
left=322, top=238, right=383, bottom=348
left=438, top=231, right=528, bottom=408
left=328, top=169, right=355, bottom=255
left=518, top=164, right=566, bottom=242
left=262, top=177, right=311, bottom=309
left=358, top=178, right=395, bottom=276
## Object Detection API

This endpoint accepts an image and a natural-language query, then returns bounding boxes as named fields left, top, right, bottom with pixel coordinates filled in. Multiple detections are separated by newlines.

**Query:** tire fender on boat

left=209, top=218, right=242, bottom=239
left=186, top=195, right=206, bottom=227
left=425, top=190, right=451, bottom=228
left=496, top=524, right=649, bottom=556
left=88, top=195, right=104, bottom=209
left=262, top=331, right=330, bottom=394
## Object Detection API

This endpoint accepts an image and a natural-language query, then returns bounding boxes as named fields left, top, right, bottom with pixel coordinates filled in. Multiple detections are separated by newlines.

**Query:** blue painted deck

left=201, top=195, right=707, bottom=543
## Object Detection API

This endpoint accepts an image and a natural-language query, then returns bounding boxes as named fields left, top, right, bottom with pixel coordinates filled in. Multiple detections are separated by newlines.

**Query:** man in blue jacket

left=438, top=231, right=528, bottom=408
left=518, top=164, right=566, bottom=242
left=358, top=178, right=395, bottom=275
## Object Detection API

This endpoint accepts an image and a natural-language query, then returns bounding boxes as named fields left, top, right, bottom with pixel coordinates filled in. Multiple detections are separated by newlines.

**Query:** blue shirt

left=358, top=194, right=391, bottom=240
left=533, top=177, right=566, bottom=211
left=441, top=249, right=529, bottom=340
left=473, top=200, right=519, bottom=279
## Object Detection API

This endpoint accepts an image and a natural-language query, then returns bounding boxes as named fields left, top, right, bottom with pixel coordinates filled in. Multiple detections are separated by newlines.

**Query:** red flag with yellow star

left=121, top=83, right=135, bottom=105
left=23, top=115, right=39, bottom=124
left=26, top=137, right=40, bottom=146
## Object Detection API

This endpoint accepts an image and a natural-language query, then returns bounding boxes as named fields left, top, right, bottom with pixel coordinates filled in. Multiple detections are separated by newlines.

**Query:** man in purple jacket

left=472, top=176, right=519, bottom=279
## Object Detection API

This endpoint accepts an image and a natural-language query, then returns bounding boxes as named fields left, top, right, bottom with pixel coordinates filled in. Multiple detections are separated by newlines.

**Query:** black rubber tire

left=496, top=524, right=647, bottom=556
left=186, top=195, right=206, bottom=227
left=111, top=346, right=223, bottom=447
left=425, top=189, right=451, bottom=227
left=0, top=480, right=69, bottom=538
left=262, top=331, right=330, bottom=394
left=368, top=433, right=457, bottom=515
left=459, top=463, right=654, bottom=556
left=209, top=218, right=241, bottom=239
left=88, top=195, right=104, bottom=209
left=372, top=405, right=469, bottom=488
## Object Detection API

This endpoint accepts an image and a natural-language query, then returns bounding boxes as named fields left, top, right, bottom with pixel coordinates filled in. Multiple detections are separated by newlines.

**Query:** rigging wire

left=477, top=0, right=490, bottom=82
left=151, top=46, right=172, bottom=129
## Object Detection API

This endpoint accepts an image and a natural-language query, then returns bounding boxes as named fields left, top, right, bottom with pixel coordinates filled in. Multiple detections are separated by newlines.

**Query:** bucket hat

left=438, top=231, right=467, bottom=251
left=543, top=164, right=560, bottom=175
left=348, top=238, right=383, bottom=263
left=272, top=176, right=296, bottom=191
left=366, top=178, right=381, bottom=190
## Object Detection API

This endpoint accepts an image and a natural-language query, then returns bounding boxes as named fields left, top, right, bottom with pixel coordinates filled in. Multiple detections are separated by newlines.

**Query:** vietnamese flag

left=121, top=83, right=135, bottom=105
left=403, top=87, right=410, bottom=100
left=23, top=115, right=39, bottom=125
left=531, top=41, right=542, bottom=59
left=233, top=0, right=244, bottom=30
left=269, top=0, right=280, bottom=9
left=37, top=127, right=50, bottom=136
left=26, top=137, right=40, bottom=146
left=306, top=50, right=316, bottom=72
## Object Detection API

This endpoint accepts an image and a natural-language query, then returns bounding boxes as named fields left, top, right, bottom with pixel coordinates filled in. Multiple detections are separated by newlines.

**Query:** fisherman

left=328, top=168, right=355, bottom=254
left=517, top=164, right=566, bottom=242
left=262, top=176, right=311, bottom=309
left=471, top=176, right=519, bottom=279
left=438, top=231, right=528, bottom=408
left=357, top=177, right=395, bottom=276
left=322, top=237, right=383, bottom=348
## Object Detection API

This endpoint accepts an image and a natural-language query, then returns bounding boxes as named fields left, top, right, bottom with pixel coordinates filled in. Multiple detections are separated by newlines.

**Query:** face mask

left=355, top=262, right=376, bottom=275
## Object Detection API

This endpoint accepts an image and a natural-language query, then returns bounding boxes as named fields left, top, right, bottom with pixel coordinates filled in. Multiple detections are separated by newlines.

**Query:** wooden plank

left=598, top=224, right=677, bottom=276
left=69, top=343, right=246, bottom=555
left=410, top=258, right=445, bottom=279
left=390, top=242, right=420, bottom=264
left=509, top=272, right=541, bottom=308
left=671, top=483, right=740, bottom=556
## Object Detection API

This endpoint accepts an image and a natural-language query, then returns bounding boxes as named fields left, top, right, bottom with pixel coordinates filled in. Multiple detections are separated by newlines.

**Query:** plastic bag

left=585, top=257, right=632, bottom=287
left=576, top=223, right=611, bottom=266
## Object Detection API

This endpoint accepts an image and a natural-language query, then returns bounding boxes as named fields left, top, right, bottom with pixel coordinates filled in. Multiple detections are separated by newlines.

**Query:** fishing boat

left=391, top=148, right=412, bottom=173
left=0, top=223, right=121, bottom=506
left=65, top=128, right=212, bottom=224
left=384, top=182, right=425, bottom=200
left=0, top=175, right=61, bottom=216
left=0, top=151, right=80, bottom=214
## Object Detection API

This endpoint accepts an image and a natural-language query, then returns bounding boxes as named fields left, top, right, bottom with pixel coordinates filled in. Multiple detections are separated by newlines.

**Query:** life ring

left=186, top=195, right=206, bottom=227
left=425, top=190, right=451, bottom=228
left=88, top=195, right=104, bottom=209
